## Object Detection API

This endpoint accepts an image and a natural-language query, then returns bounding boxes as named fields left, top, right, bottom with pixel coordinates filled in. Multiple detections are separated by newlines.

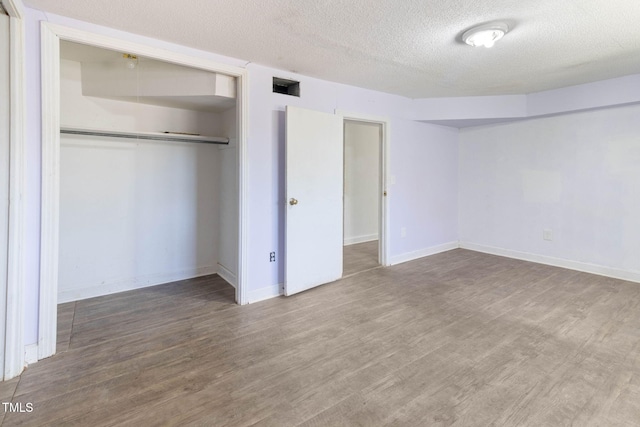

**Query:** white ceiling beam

left=414, top=74, right=640, bottom=127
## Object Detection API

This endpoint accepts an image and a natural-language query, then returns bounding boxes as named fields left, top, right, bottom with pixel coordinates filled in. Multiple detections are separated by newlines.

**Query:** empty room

left=1, top=0, right=640, bottom=425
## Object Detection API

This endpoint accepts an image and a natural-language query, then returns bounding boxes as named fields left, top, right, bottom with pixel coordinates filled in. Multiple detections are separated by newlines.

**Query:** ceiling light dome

left=462, top=23, right=509, bottom=48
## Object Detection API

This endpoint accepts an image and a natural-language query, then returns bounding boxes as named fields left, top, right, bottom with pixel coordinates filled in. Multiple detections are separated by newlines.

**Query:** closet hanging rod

left=60, top=127, right=229, bottom=145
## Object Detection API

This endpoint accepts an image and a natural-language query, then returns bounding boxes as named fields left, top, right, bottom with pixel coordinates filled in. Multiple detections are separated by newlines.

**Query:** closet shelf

left=60, top=127, right=229, bottom=145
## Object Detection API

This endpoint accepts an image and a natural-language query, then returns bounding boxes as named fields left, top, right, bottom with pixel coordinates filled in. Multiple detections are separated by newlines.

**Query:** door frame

left=336, top=110, right=390, bottom=267
left=1, top=0, right=26, bottom=380
left=39, top=22, right=249, bottom=360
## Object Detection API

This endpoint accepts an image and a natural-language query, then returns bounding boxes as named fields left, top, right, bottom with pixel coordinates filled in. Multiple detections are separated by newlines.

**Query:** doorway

left=343, top=120, right=382, bottom=277
left=284, top=106, right=389, bottom=296
left=39, top=23, right=248, bottom=360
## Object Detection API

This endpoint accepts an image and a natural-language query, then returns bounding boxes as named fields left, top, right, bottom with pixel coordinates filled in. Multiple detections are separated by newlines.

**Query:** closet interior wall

left=58, top=50, right=237, bottom=303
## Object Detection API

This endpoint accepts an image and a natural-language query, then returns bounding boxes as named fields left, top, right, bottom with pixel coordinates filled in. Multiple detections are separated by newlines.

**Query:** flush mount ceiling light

left=462, top=23, right=509, bottom=48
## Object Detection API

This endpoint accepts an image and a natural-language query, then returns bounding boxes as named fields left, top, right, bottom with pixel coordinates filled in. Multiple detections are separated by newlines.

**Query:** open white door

left=285, top=106, right=343, bottom=296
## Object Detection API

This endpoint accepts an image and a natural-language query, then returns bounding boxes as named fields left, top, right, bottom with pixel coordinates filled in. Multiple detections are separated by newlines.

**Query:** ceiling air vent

left=273, top=77, right=300, bottom=97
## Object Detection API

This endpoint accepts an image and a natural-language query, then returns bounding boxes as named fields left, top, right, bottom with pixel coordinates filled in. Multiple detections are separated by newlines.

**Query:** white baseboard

left=25, top=344, right=38, bottom=365
left=344, top=234, right=378, bottom=246
left=460, top=242, right=640, bottom=284
left=390, top=241, right=459, bottom=265
left=217, top=263, right=237, bottom=288
left=58, top=266, right=217, bottom=303
left=246, top=283, right=283, bottom=304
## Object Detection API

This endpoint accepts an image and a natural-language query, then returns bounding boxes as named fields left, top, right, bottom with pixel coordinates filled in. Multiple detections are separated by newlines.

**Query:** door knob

left=289, top=198, right=298, bottom=205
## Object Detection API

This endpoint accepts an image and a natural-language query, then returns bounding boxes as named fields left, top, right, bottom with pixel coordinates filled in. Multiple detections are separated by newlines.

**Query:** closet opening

left=53, top=40, right=242, bottom=354
left=343, top=119, right=382, bottom=277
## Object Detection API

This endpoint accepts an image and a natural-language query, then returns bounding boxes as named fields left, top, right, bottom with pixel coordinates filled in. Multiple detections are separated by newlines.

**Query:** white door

left=285, top=106, right=343, bottom=296
left=0, top=11, right=11, bottom=378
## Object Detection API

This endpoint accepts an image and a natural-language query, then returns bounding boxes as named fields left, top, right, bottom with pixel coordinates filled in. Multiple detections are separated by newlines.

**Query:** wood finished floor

left=4, top=249, right=640, bottom=426
left=343, top=240, right=379, bottom=277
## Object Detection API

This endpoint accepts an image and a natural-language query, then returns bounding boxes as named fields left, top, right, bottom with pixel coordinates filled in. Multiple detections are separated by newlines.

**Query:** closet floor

left=55, top=274, right=236, bottom=353
left=5, top=250, right=640, bottom=426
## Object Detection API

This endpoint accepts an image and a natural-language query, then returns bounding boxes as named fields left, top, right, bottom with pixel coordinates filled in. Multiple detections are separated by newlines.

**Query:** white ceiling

left=26, top=0, right=640, bottom=98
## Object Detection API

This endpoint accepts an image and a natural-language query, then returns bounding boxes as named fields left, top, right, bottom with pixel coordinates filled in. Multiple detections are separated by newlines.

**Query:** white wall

left=344, top=121, right=380, bottom=245
left=58, top=59, right=226, bottom=302
left=460, top=104, right=640, bottom=281
left=389, top=119, right=460, bottom=264
left=246, top=63, right=460, bottom=300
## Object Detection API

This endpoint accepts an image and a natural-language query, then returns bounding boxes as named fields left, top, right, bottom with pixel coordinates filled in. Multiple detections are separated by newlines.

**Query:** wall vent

left=273, top=77, right=300, bottom=97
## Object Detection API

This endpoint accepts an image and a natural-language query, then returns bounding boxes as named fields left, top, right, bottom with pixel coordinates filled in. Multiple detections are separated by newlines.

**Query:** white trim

left=58, top=266, right=217, bottom=304
left=24, top=344, right=37, bottom=365
left=236, top=62, right=249, bottom=305
left=39, top=23, right=249, bottom=359
left=344, top=234, right=378, bottom=246
left=3, top=6, right=26, bottom=380
left=335, top=110, right=391, bottom=267
left=39, top=23, right=60, bottom=360
left=217, top=263, right=237, bottom=288
left=390, top=241, right=459, bottom=265
left=247, top=284, right=283, bottom=304
left=1, top=0, right=24, bottom=19
left=460, top=242, right=640, bottom=284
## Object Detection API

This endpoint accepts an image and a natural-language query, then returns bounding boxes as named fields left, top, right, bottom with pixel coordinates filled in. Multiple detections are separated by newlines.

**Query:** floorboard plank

left=5, top=251, right=640, bottom=426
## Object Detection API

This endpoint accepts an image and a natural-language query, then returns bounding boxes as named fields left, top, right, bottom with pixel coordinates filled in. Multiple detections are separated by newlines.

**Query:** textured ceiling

left=26, top=0, right=640, bottom=98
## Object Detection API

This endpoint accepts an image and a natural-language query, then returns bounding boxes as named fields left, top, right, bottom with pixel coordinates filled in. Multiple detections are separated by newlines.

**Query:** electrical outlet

left=543, top=229, right=553, bottom=241
left=401, top=227, right=407, bottom=238
left=269, top=251, right=276, bottom=262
